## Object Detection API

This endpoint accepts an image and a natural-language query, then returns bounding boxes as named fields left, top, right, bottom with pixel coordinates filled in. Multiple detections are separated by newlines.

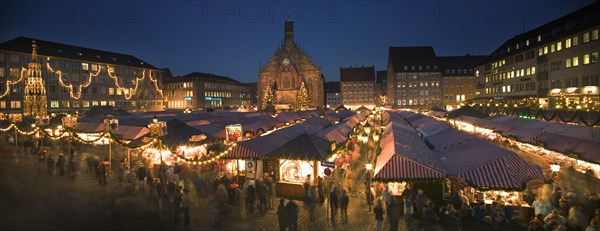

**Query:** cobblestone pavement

left=0, top=141, right=404, bottom=231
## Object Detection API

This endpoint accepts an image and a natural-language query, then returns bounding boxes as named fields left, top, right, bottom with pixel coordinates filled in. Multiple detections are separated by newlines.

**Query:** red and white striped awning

left=460, top=154, right=544, bottom=189
left=222, top=144, right=263, bottom=159
left=374, top=154, right=445, bottom=181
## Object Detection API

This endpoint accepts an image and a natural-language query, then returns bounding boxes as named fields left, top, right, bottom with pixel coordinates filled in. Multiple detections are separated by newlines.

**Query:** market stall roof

left=304, top=117, right=333, bottom=129
left=275, top=112, right=302, bottom=124
left=161, top=118, right=210, bottom=146
left=111, top=125, right=150, bottom=140
left=73, top=122, right=104, bottom=133
left=335, top=104, right=349, bottom=111
left=373, top=152, right=446, bottom=181
left=191, top=124, right=224, bottom=140
left=571, top=140, right=600, bottom=164
left=447, top=105, right=488, bottom=119
left=266, top=134, right=331, bottom=160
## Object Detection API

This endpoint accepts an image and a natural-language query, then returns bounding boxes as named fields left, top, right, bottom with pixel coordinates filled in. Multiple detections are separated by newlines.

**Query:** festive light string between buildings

left=0, top=68, right=27, bottom=98
left=45, top=58, right=164, bottom=100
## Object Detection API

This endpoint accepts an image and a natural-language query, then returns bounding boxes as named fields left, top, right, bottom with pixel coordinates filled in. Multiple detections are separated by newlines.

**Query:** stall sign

left=189, top=134, right=207, bottom=142
left=226, top=124, right=243, bottom=142
left=526, top=178, right=544, bottom=189
left=246, top=160, right=255, bottom=171
left=324, top=167, right=332, bottom=176
left=321, top=161, right=336, bottom=168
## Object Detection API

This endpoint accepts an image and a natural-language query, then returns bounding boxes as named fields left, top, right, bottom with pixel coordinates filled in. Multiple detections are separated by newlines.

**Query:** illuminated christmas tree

left=295, top=81, right=309, bottom=111
left=262, top=84, right=275, bottom=113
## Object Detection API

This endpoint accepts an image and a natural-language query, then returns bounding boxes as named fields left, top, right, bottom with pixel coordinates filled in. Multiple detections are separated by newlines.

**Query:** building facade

left=375, top=70, right=387, bottom=106
left=340, top=66, right=376, bottom=109
left=163, top=72, right=253, bottom=110
left=438, top=55, right=487, bottom=111
left=386, top=47, right=441, bottom=109
left=0, top=37, right=165, bottom=114
left=258, top=19, right=324, bottom=110
left=324, top=81, right=341, bottom=109
left=474, top=1, right=599, bottom=110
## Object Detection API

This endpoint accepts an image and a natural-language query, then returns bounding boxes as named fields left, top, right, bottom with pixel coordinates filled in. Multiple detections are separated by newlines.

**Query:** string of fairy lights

left=0, top=58, right=163, bottom=100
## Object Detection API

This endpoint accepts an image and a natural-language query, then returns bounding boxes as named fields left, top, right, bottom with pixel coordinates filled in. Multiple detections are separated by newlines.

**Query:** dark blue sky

left=0, top=0, right=594, bottom=83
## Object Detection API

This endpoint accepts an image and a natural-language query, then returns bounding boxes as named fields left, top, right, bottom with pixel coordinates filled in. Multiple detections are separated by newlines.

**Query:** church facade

left=257, top=19, right=324, bottom=110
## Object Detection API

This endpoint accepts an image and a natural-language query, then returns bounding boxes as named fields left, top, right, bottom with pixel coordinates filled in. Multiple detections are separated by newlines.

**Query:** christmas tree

left=295, top=81, right=309, bottom=111
left=262, top=84, right=275, bottom=113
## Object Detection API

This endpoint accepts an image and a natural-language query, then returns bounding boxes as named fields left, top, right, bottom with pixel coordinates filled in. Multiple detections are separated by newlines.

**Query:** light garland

left=0, top=68, right=28, bottom=98
left=45, top=58, right=163, bottom=100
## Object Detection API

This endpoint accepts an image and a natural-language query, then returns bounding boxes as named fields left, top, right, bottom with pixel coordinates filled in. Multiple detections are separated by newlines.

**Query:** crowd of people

left=369, top=183, right=600, bottom=231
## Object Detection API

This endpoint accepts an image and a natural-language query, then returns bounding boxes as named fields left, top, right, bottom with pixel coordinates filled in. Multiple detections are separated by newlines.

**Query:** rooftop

left=340, top=65, right=375, bottom=82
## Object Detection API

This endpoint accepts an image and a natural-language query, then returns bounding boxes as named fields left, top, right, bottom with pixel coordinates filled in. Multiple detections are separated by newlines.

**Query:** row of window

left=402, top=65, right=438, bottom=71
left=486, top=66, right=536, bottom=83
left=444, top=69, right=473, bottom=75
left=397, top=82, right=440, bottom=88
left=395, top=72, right=440, bottom=80
left=165, top=82, right=193, bottom=89
left=442, top=94, right=466, bottom=102
left=0, top=100, right=161, bottom=109
left=396, top=99, right=440, bottom=106
left=342, top=83, right=373, bottom=90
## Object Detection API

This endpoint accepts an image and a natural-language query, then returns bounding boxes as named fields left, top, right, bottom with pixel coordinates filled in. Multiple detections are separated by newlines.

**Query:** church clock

left=282, top=58, right=290, bottom=65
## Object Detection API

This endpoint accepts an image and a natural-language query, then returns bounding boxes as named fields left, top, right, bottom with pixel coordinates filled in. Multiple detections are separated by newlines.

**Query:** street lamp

left=550, top=163, right=560, bottom=172
left=104, top=115, right=119, bottom=176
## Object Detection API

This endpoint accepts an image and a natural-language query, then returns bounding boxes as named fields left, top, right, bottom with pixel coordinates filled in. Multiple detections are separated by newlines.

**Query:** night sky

left=0, top=0, right=594, bottom=83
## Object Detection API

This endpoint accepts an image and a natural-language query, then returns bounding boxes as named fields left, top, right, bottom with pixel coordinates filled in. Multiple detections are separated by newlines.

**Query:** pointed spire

left=31, top=40, right=38, bottom=62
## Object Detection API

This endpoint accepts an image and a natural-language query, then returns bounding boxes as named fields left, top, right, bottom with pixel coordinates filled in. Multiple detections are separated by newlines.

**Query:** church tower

left=23, top=40, right=47, bottom=117
left=257, top=19, right=324, bottom=111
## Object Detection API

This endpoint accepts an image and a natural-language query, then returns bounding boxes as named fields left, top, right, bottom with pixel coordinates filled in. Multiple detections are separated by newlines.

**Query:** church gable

left=257, top=19, right=324, bottom=110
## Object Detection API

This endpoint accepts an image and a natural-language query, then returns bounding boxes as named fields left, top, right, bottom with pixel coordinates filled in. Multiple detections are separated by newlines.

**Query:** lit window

left=566, top=38, right=571, bottom=48
left=557, top=42, right=562, bottom=51
left=50, top=101, right=59, bottom=108
left=108, top=88, right=115, bottom=95
left=91, top=64, right=98, bottom=71
left=117, top=88, right=122, bottom=95
left=0, top=101, right=5, bottom=108
left=531, top=67, right=536, bottom=75
left=572, top=56, right=579, bottom=66
left=11, top=101, right=21, bottom=108
left=538, top=48, right=543, bottom=56
left=583, top=54, right=590, bottom=65
left=566, top=58, right=572, bottom=68
left=537, top=35, right=541, bottom=41
left=593, top=29, right=598, bottom=40
left=526, top=40, right=529, bottom=46
left=92, top=101, right=99, bottom=106
left=583, top=32, right=590, bottom=43
left=551, top=44, right=555, bottom=53
left=109, top=101, right=115, bottom=106
left=83, top=101, right=90, bottom=107
left=543, top=46, right=548, bottom=54
left=61, top=101, right=70, bottom=108
left=573, top=36, right=578, bottom=46
left=101, top=101, right=107, bottom=106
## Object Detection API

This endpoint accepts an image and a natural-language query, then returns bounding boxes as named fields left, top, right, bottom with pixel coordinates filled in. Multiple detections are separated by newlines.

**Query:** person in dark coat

left=47, top=155, right=55, bottom=177
left=286, top=199, right=298, bottom=231
left=388, top=197, right=402, bottom=231
left=277, top=198, right=288, bottom=231
left=257, top=179, right=268, bottom=214
left=329, top=187, right=339, bottom=224
left=56, top=154, right=65, bottom=176
left=422, top=200, right=441, bottom=231
left=340, top=189, right=349, bottom=223
left=246, top=183, right=256, bottom=215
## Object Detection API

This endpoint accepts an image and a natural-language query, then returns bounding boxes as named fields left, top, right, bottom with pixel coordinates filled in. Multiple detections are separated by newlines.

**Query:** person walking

left=180, top=188, right=191, bottom=225
left=56, top=153, right=65, bottom=176
left=318, top=176, right=325, bottom=204
left=46, top=155, right=55, bottom=177
left=286, top=199, right=298, bottom=231
left=340, top=189, right=349, bottom=224
left=403, top=194, right=415, bottom=231
left=330, top=187, right=339, bottom=224
left=388, top=197, right=402, bottom=231
left=308, top=186, right=317, bottom=221
left=277, top=198, right=289, bottom=231
left=173, top=185, right=183, bottom=223
left=246, top=183, right=256, bottom=216
left=374, top=199, right=384, bottom=231
left=257, top=178, right=268, bottom=214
